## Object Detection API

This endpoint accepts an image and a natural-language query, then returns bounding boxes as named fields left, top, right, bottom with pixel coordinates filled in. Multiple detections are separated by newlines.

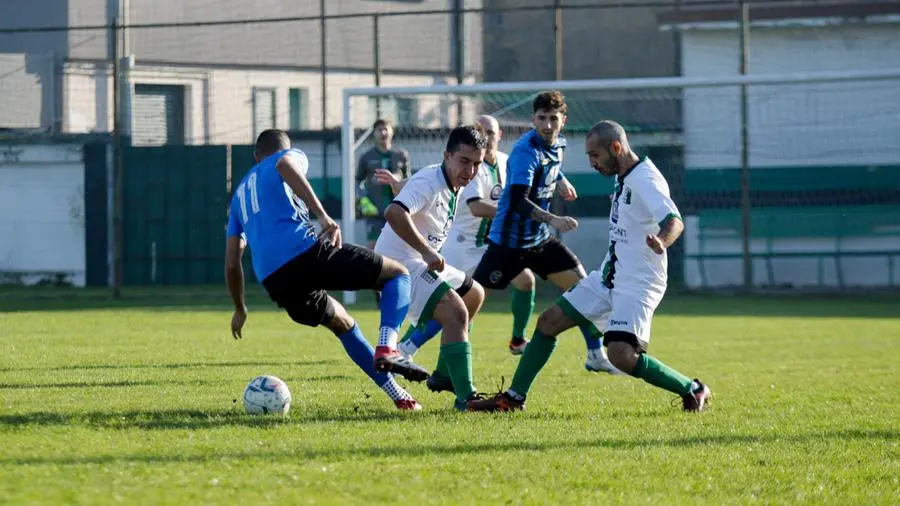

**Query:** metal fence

left=1, top=0, right=899, bottom=293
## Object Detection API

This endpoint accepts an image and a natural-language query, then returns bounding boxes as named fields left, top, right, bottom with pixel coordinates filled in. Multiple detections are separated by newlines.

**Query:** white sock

left=507, top=389, right=525, bottom=401
left=397, top=339, right=419, bottom=357
left=378, top=327, right=398, bottom=349
left=381, top=376, right=414, bottom=401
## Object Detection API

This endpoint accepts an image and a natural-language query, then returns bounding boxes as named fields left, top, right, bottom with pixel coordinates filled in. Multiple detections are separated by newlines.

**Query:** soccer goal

left=340, top=68, right=900, bottom=302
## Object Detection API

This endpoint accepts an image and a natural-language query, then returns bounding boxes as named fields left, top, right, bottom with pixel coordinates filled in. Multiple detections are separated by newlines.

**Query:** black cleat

left=426, top=372, right=455, bottom=394
left=682, top=379, right=711, bottom=412
left=374, top=347, right=430, bottom=382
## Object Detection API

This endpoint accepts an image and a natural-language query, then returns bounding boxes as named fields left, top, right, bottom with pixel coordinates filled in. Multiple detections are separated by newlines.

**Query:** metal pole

left=554, top=0, right=563, bottom=81
left=373, top=14, right=382, bottom=118
left=111, top=19, right=123, bottom=298
left=453, top=0, right=464, bottom=124
left=739, top=1, right=752, bottom=292
left=340, top=89, right=357, bottom=305
left=320, top=0, right=329, bottom=202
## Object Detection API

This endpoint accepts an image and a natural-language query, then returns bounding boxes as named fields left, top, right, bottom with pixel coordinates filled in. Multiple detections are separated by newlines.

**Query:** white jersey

left=448, top=151, right=508, bottom=248
left=598, top=157, right=681, bottom=306
left=375, top=164, right=460, bottom=264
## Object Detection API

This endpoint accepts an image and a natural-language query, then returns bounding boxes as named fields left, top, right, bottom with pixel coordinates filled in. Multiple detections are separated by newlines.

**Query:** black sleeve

left=508, top=184, right=541, bottom=216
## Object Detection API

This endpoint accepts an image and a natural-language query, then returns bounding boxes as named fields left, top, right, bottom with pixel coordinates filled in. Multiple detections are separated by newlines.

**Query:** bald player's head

left=585, top=120, right=633, bottom=177
left=475, top=114, right=501, bottom=155
left=588, top=120, right=628, bottom=148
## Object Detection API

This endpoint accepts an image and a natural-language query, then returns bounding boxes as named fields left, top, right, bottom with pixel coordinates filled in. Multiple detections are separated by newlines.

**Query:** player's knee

left=461, top=280, right=485, bottom=318
left=536, top=305, right=567, bottom=336
left=324, top=303, right=355, bottom=336
left=512, top=269, right=535, bottom=291
left=434, top=290, right=469, bottom=331
left=606, top=338, right=640, bottom=373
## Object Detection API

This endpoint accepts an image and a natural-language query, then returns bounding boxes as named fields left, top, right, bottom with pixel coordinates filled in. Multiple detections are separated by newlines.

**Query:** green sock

left=398, top=324, right=417, bottom=344
left=441, top=341, right=475, bottom=403
left=510, top=287, right=535, bottom=339
left=434, top=345, right=451, bottom=378
left=509, top=330, right=557, bottom=397
left=630, top=354, right=693, bottom=395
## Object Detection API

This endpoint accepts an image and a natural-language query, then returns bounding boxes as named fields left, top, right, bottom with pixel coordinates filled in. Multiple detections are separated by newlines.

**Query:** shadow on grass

left=0, top=359, right=341, bottom=373
left=0, top=402, right=599, bottom=431
left=0, top=374, right=351, bottom=391
left=1, top=427, right=895, bottom=467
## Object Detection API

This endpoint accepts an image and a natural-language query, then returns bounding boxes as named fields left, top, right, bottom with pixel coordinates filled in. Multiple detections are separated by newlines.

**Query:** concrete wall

left=0, top=144, right=87, bottom=286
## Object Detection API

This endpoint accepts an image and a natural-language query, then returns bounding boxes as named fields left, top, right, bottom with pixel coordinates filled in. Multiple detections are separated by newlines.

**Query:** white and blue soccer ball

left=242, top=375, right=292, bottom=415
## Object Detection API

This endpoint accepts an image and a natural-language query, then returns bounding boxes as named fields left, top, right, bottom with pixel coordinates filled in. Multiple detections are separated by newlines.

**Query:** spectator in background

left=356, top=118, right=412, bottom=250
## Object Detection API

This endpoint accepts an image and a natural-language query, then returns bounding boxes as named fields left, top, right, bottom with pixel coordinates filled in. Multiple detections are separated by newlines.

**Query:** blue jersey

left=488, top=129, right=566, bottom=248
left=227, top=148, right=318, bottom=281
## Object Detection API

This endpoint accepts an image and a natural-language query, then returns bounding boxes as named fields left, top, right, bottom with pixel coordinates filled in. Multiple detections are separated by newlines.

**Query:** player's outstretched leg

left=322, top=296, right=421, bottom=411
left=426, top=280, right=485, bottom=396
left=468, top=303, right=576, bottom=412
left=427, top=284, right=485, bottom=410
left=398, top=276, right=486, bottom=360
left=604, top=336, right=711, bottom=412
left=547, top=268, right=606, bottom=363
left=372, top=257, right=430, bottom=382
left=508, top=269, right=536, bottom=355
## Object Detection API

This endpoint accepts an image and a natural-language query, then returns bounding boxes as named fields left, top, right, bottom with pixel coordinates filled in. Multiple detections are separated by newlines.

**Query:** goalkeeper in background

left=356, top=118, right=412, bottom=250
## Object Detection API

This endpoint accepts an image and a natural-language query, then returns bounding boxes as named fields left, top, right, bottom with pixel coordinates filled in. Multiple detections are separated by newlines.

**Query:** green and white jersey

left=375, top=163, right=460, bottom=264
left=449, top=151, right=508, bottom=248
left=598, top=157, right=681, bottom=306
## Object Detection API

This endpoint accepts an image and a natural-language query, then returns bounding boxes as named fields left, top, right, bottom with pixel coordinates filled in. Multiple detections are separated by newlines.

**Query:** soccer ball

left=242, top=375, right=292, bottom=415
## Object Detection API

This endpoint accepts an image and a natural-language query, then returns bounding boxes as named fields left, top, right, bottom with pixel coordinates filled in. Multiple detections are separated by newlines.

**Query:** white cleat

left=585, top=347, right=625, bottom=375
left=397, top=340, right=418, bottom=361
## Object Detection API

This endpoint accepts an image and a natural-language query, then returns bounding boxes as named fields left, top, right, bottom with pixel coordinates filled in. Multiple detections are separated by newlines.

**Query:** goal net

left=340, top=69, right=900, bottom=302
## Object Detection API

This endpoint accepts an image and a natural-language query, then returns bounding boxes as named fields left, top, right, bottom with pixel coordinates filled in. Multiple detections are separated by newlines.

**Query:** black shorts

left=473, top=236, right=581, bottom=290
left=262, top=242, right=383, bottom=327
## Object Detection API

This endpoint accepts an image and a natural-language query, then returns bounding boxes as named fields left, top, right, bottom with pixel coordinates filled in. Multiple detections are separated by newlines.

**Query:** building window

left=252, top=87, right=276, bottom=140
left=289, top=88, right=308, bottom=130
left=367, top=97, right=418, bottom=127
left=132, top=84, right=186, bottom=146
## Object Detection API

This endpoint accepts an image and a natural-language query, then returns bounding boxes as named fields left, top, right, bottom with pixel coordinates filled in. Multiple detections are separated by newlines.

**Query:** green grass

left=1, top=290, right=899, bottom=505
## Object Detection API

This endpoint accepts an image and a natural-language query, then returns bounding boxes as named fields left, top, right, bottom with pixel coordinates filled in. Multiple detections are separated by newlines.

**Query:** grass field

left=1, top=289, right=898, bottom=505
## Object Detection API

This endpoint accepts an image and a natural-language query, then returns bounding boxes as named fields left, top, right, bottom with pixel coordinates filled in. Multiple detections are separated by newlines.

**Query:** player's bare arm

left=224, top=235, right=247, bottom=339
left=468, top=198, right=497, bottom=219
left=508, top=184, right=578, bottom=232
left=557, top=176, right=578, bottom=202
left=384, top=203, right=445, bottom=272
left=374, top=168, right=406, bottom=195
left=647, top=216, right=684, bottom=254
left=276, top=156, right=342, bottom=249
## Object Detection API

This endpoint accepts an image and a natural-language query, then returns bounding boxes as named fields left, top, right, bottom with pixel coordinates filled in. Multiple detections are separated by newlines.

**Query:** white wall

left=682, top=216, right=900, bottom=289
left=680, top=24, right=900, bottom=168
left=0, top=144, right=87, bottom=286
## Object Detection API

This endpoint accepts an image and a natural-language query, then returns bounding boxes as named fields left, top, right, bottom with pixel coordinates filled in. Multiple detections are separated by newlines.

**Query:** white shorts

left=440, top=238, right=486, bottom=276
left=406, top=258, right=468, bottom=326
left=559, top=271, right=657, bottom=348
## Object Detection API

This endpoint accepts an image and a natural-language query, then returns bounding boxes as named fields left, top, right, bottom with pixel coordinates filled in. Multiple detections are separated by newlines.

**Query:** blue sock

left=409, top=320, right=443, bottom=348
left=338, top=324, right=389, bottom=387
left=377, top=274, right=410, bottom=348
left=580, top=324, right=602, bottom=350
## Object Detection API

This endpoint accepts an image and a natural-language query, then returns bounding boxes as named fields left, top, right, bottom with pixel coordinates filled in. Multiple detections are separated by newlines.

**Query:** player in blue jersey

left=472, top=91, right=621, bottom=375
left=225, top=129, right=429, bottom=411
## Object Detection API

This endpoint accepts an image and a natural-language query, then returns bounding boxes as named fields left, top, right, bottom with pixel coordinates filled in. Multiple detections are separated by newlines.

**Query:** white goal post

left=340, top=68, right=900, bottom=302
